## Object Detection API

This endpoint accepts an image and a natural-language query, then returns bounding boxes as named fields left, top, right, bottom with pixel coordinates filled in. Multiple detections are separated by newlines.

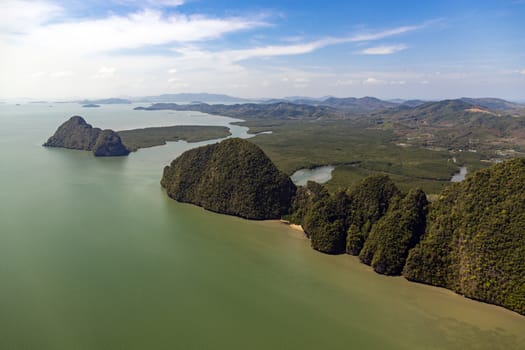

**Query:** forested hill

left=135, top=102, right=344, bottom=120
left=287, top=159, right=525, bottom=315
left=161, top=138, right=296, bottom=220
left=404, top=158, right=525, bottom=315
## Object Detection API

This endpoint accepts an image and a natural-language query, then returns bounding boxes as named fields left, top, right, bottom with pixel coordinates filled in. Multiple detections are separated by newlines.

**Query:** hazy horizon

left=2, top=93, right=525, bottom=104
left=1, top=0, right=524, bottom=100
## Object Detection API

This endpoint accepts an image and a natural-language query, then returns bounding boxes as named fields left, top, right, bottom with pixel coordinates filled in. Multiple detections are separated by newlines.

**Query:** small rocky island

left=161, top=138, right=297, bottom=219
left=43, top=116, right=129, bottom=156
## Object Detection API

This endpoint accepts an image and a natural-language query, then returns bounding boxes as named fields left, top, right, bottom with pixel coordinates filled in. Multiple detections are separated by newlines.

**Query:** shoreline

left=278, top=219, right=305, bottom=233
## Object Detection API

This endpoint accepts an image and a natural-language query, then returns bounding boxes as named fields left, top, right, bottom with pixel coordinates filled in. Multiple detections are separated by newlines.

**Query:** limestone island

left=82, top=104, right=100, bottom=108
left=43, top=116, right=130, bottom=156
left=44, top=116, right=232, bottom=156
left=161, top=138, right=297, bottom=220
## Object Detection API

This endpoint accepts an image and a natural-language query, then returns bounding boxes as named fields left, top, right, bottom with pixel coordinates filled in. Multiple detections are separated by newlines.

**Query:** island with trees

left=43, top=116, right=129, bottom=156
left=43, top=116, right=232, bottom=156
left=160, top=138, right=296, bottom=220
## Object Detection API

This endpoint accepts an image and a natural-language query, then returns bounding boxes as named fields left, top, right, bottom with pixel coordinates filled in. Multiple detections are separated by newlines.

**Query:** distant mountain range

left=134, top=97, right=525, bottom=153
left=77, top=98, right=132, bottom=104
left=459, top=97, right=525, bottom=111
left=135, top=102, right=343, bottom=120
left=56, top=93, right=525, bottom=113
left=132, top=93, right=252, bottom=103
left=371, top=99, right=525, bottom=151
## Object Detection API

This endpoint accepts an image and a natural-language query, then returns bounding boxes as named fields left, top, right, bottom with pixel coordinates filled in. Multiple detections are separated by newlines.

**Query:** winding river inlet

left=0, top=103, right=523, bottom=349
left=291, top=165, right=335, bottom=186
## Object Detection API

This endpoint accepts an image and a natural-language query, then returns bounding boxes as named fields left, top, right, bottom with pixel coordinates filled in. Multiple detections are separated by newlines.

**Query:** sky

left=1, top=0, right=524, bottom=100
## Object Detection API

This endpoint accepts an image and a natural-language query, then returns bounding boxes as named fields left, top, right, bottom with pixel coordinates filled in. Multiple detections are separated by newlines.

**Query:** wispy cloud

left=93, top=66, right=116, bottom=79
left=176, top=24, right=424, bottom=65
left=113, top=0, right=185, bottom=8
left=362, top=77, right=386, bottom=85
left=49, top=71, right=74, bottom=79
left=0, top=1, right=449, bottom=98
left=350, top=25, right=421, bottom=42
left=2, top=2, right=268, bottom=56
left=360, top=44, right=408, bottom=55
left=0, top=0, right=62, bottom=33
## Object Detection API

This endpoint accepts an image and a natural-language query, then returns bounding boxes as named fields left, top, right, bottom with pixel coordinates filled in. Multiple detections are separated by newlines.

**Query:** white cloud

left=50, top=71, right=74, bottom=78
left=0, top=3, right=447, bottom=99
left=113, top=0, right=184, bottom=8
left=46, top=10, right=263, bottom=54
left=360, top=44, right=408, bottom=55
left=31, top=71, right=46, bottom=78
left=0, top=0, right=62, bottom=33
left=93, top=66, right=116, bottom=79
left=153, top=0, right=185, bottom=6
left=363, top=77, right=386, bottom=85
left=520, top=69, right=525, bottom=75
left=169, top=27, right=419, bottom=68
left=350, top=25, right=421, bottom=42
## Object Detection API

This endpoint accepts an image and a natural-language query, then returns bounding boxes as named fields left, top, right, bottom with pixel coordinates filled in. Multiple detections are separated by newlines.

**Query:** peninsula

left=44, top=116, right=232, bottom=155
left=43, top=116, right=129, bottom=157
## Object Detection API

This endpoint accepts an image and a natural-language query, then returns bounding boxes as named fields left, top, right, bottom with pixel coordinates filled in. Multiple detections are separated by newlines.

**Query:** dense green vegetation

left=359, top=188, right=428, bottom=275
left=286, top=162, right=524, bottom=315
left=291, top=175, right=426, bottom=273
left=373, top=99, right=525, bottom=152
left=135, top=99, right=525, bottom=194
left=286, top=181, right=329, bottom=228
left=346, top=175, right=400, bottom=255
left=161, top=138, right=296, bottom=220
left=135, top=102, right=345, bottom=120
left=118, top=125, right=231, bottom=151
left=303, top=190, right=350, bottom=254
left=404, top=158, right=525, bottom=315
left=43, top=116, right=129, bottom=157
left=244, top=120, right=465, bottom=194
left=140, top=101, right=525, bottom=315
left=317, top=96, right=398, bottom=111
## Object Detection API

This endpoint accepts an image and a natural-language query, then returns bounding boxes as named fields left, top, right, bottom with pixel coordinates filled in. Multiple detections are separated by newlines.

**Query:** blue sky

left=1, top=0, right=524, bottom=99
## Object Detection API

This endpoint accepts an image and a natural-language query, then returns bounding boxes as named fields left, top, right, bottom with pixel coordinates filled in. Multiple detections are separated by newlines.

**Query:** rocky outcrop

left=92, top=129, right=129, bottom=156
left=44, top=116, right=129, bottom=157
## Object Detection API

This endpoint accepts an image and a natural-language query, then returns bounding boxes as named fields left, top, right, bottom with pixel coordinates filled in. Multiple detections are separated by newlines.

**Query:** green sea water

left=0, top=103, right=524, bottom=349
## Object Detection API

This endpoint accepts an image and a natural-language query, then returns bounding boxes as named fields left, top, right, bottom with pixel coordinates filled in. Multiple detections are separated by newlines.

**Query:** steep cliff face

left=359, top=188, right=428, bottom=275
left=92, top=130, right=129, bottom=156
left=404, top=159, right=525, bottom=315
left=303, top=190, right=350, bottom=254
left=161, top=138, right=296, bottom=220
left=44, top=116, right=129, bottom=156
left=44, top=116, right=100, bottom=150
left=346, top=175, right=401, bottom=255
